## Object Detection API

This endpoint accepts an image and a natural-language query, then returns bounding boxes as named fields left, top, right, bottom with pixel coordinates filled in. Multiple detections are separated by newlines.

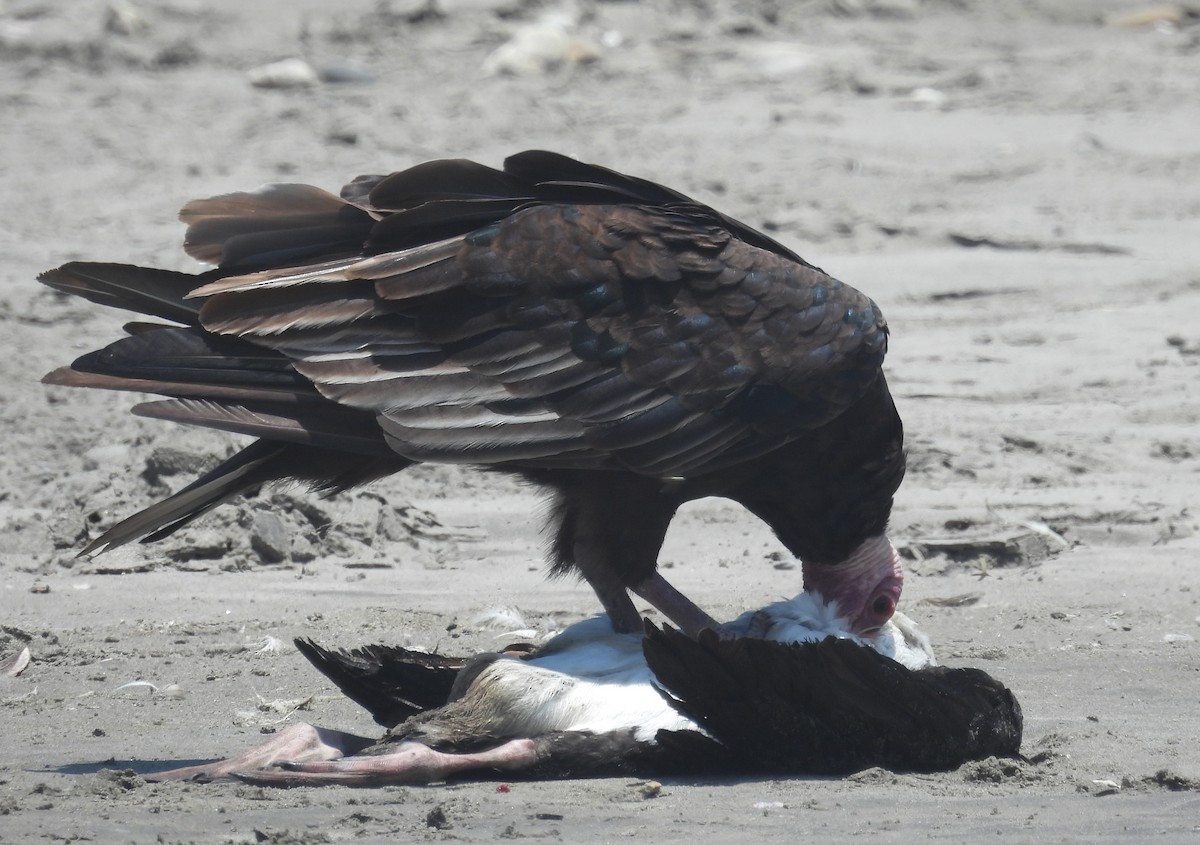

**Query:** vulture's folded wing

left=180, top=154, right=888, bottom=478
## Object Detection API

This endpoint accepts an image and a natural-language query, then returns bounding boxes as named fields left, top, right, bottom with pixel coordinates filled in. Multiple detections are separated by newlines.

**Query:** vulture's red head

left=800, top=535, right=904, bottom=635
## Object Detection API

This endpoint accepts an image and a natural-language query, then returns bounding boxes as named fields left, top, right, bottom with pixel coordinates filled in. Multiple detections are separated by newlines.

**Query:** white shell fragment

left=482, top=16, right=598, bottom=76
left=1, top=647, right=31, bottom=677
left=248, top=58, right=320, bottom=89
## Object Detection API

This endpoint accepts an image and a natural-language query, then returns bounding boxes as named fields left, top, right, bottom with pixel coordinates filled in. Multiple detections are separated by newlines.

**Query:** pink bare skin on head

left=800, top=534, right=904, bottom=635
left=631, top=535, right=904, bottom=640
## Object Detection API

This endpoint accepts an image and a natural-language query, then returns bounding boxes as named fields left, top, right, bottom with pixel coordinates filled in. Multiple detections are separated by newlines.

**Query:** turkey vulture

left=40, top=150, right=905, bottom=636
left=142, top=596, right=1022, bottom=785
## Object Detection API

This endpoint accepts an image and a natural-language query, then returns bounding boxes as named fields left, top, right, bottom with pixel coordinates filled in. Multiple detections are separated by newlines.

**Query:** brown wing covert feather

left=188, top=202, right=886, bottom=478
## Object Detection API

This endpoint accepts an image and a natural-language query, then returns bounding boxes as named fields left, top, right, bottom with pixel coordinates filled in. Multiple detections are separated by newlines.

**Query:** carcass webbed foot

left=145, top=723, right=370, bottom=782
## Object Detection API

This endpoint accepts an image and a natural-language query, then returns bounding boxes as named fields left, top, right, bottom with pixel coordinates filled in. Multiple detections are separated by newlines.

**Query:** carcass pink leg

left=145, top=723, right=369, bottom=782
left=632, top=573, right=722, bottom=637
left=233, top=738, right=539, bottom=787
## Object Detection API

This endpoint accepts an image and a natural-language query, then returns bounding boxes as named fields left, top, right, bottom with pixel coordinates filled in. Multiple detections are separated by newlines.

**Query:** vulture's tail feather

left=39, top=262, right=207, bottom=325
left=40, top=262, right=411, bottom=555
left=80, top=440, right=410, bottom=556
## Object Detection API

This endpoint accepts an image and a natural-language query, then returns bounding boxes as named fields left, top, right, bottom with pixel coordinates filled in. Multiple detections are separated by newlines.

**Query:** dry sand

left=2, top=0, right=1199, bottom=842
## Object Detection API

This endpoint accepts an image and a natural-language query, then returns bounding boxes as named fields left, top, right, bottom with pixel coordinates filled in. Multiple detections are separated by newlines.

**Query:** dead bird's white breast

left=464, top=601, right=935, bottom=742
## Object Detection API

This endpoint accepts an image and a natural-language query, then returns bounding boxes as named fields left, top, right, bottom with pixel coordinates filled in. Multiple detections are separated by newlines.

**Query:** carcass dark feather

left=644, top=626, right=1023, bottom=775
left=294, top=638, right=466, bottom=728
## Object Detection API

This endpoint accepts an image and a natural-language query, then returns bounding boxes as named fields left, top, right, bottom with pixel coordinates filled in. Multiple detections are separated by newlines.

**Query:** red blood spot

left=496, top=783, right=510, bottom=793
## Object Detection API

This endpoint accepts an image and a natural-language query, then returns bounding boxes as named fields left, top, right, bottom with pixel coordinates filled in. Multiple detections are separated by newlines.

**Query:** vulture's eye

left=872, top=595, right=893, bottom=616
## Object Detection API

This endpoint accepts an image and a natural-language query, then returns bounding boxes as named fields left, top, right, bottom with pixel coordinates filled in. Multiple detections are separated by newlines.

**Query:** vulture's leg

left=233, top=738, right=538, bottom=787
left=579, top=561, right=643, bottom=634
left=144, top=723, right=372, bottom=782
left=545, top=476, right=682, bottom=635
left=632, top=573, right=721, bottom=637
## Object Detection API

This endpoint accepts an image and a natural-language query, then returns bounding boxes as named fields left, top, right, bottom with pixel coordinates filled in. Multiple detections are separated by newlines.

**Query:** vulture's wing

left=178, top=152, right=888, bottom=479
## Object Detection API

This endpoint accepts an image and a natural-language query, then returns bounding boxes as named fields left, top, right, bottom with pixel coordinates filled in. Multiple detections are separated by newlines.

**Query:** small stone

left=105, top=0, right=149, bottom=36
left=318, top=64, right=376, bottom=84
left=425, top=806, right=451, bottom=829
left=250, top=512, right=290, bottom=563
left=290, top=535, right=317, bottom=563
left=337, top=494, right=383, bottom=543
left=910, top=87, right=948, bottom=110
left=153, top=40, right=201, bottom=68
left=143, top=446, right=209, bottom=485
left=248, top=58, right=319, bottom=89
left=82, top=444, right=132, bottom=471
left=1105, top=4, right=1186, bottom=28
left=166, top=529, right=229, bottom=562
left=482, top=18, right=599, bottom=76
left=639, top=780, right=662, bottom=798
left=377, top=506, right=413, bottom=543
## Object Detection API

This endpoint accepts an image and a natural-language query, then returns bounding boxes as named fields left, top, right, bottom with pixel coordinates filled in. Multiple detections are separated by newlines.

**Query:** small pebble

left=248, top=58, right=319, bottom=89
left=251, top=512, right=290, bottom=563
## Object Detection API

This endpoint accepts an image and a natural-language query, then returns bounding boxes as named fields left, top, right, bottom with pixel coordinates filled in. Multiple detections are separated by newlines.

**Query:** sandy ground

left=3, top=0, right=1200, bottom=842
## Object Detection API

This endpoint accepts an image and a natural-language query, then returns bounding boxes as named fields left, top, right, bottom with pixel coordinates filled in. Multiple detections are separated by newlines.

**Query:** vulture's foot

left=144, top=723, right=369, bottom=782
left=741, top=609, right=776, bottom=639
left=633, top=573, right=722, bottom=638
left=233, top=738, right=539, bottom=787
